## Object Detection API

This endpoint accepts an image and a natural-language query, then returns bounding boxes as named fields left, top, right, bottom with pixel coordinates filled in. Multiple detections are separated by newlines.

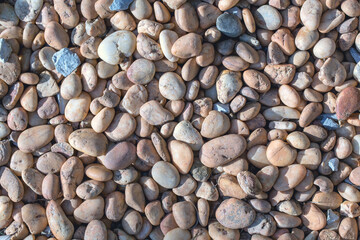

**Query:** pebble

left=102, top=141, right=136, bottom=170
left=110, top=0, right=134, bottom=11
left=213, top=102, right=230, bottom=113
left=0, top=38, right=11, bottom=63
left=216, top=13, right=242, bottom=38
left=254, top=5, right=283, bottom=30
left=350, top=47, right=360, bottom=63
left=97, top=30, right=136, bottom=65
left=151, top=161, right=180, bottom=189
left=15, top=0, right=43, bottom=22
left=300, top=0, right=323, bottom=31
left=200, top=134, right=246, bottom=168
left=68, top=128, right=108, bottom=157
left=216, top=198, right=256, bottom=229
left=52, top=48, right=81, bottom=77
left=336, top=86, right=360, bottom=120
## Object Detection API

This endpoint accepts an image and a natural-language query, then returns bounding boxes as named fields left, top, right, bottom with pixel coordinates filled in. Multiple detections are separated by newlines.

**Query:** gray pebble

left=326, top=209, right=340, bottom=230
left=216, top=13, right=243, bottom=38
left=253, top=5, right=282, bottom=31
left=328, top=158, right=339, bottom=172
left=52, top=48, right=81, bottom=77
left=0, top=39, right=12, bottom=63
left=239, top=34, right=262, bottom=50
left=350, top=47, right=360, bottom=63
left=225, top=7, right=242, bottom=19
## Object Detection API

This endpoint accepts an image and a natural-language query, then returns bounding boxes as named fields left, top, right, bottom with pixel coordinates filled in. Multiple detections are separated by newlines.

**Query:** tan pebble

left=216, top=198, right=256, bottom=229
left=273, top=164, right=306, bottom=191
left=300, top=203, right=326, bottom=231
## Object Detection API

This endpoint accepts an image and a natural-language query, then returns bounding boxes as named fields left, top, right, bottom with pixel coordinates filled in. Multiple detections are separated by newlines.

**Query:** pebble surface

left=0, top=0, right=360, bottom=239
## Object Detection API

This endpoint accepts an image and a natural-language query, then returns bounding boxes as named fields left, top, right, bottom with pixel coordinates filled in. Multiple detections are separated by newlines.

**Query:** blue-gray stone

left=213, top=103, right=230, bottom=114
left=350, top=47, right=360, bottom=63
left=0, top=38, right=12, bottom=63
left=328, top=158, right=339, bottom=172
left=239, top=34, right=262, bottom=50
left=109, top=0, right=134, bottom=11
left=216, top=13, right=242, bottom=38
left=226, top=7, right=242, bottom=19
left=320, top=117, right=339, bottom=130
left=318, top=113, right=338, bottom=120
left=52, top=48, right=81, bottom=77
left=326, top=209, right=340, bottom=227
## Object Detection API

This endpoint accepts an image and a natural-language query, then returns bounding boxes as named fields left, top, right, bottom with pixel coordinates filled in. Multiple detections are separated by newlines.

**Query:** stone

left=350, top=47, right=360, bottom=63
left=109, top=0, right=134, bottom=11
left=216, top=13, right=242, bottom=38
left=0, top=39, right=11, bottom=63
left=213, top=103, right=230, bottom=114
left=52, top=48, right=81, bottom=77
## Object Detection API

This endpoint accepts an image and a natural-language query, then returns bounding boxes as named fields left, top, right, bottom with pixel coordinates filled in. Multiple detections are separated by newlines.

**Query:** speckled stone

left=52, top=48, right=81, bottom=77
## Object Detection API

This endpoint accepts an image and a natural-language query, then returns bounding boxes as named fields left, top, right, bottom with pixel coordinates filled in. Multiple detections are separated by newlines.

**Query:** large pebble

left=216, top=198, right=256, bottom=229
left=69, top=129, right=108, bottom=157
left=254, top=5, right=282, bottom=30
left=273, top=164, right=307, bottom=191
left=104, top=113, right=136, bottom=141
left=301, top=203, right=326, bottom=231
left=46, top=200, right=74, bottom=240
left=97, top=30, right=136, bottom=65
left=140, top=100, right=174, bottom=125
left=171, top=33, right=202, bottom=59
left=199, top=134, right=246, bottom=168
left=216, top=70, right=242, bottom=104
left=300, top=0, right=323, bottom=30
left=15, top=0, right=43, bottom=22
left=173, top=121, right=204, bottom=151
left=159, top=72, right=186, bottom=100
left=151, top=161, right=180, bottom=189
left=64, top=92, right=91, bottom=122
left=216, top=13, right=242, bottom=37
left=102, top=142, right=136, bottom=170
left=127, top=59, right=155, bottom=85
left=336, top=86, right=360, bottom=120
left=18, top=125, right=54, bottom=153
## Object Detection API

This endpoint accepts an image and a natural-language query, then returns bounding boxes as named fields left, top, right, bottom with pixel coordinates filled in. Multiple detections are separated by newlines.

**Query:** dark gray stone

left=52, top=48, right=81, bottom=77
left=0, top=38, right=12, bottom=63
left=216, top=13, right=242, bottom=38
left=109, top=0, right=134, bottom=11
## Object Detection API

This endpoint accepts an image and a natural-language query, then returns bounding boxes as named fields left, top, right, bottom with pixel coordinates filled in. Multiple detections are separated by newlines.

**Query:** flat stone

left=109, top=0, right=134, bottom=11
left=0, top=38, right=11, bottom=63
left=216, top=13, right=242, bottom=38
left=52, top=48, right=81, bottom=77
